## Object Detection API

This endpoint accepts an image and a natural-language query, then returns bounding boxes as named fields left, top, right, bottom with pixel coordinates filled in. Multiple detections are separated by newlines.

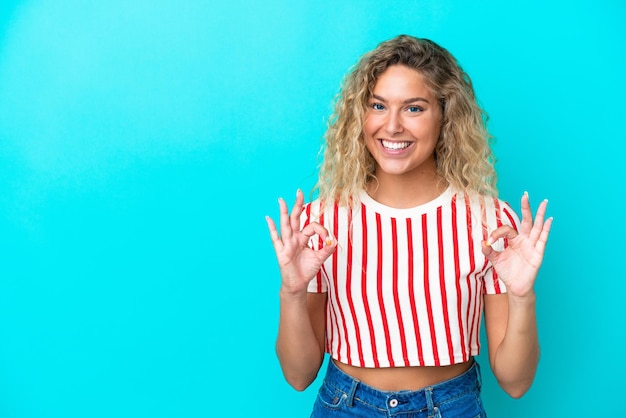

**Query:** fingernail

left=484, top=239, right=492, bottom=247
left=325, top=235, right=335, bottom=246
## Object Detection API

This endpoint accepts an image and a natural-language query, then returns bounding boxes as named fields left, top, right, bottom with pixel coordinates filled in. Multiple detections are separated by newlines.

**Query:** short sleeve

left=482, top=199, right=521, bottom=295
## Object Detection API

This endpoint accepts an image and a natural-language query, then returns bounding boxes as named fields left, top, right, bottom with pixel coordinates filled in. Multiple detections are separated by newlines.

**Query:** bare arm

left=482, top=193, right=552, bottom=398
left=484, top=293, right=539, bottom=398
left=276, top=292, right=327, bottom=391
left=266, top=190, right=335, bottom=391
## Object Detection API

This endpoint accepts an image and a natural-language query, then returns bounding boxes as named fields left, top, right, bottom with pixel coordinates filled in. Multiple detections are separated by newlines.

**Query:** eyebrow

left=372, top=94, right=431, bottom=104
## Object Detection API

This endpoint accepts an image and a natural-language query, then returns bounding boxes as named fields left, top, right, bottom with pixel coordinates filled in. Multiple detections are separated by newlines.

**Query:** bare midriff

left=333, top=359, right=473, bottom=391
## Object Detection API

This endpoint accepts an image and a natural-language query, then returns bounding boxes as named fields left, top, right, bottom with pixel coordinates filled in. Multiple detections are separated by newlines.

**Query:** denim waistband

left=323, top=359, right=482, bottom=413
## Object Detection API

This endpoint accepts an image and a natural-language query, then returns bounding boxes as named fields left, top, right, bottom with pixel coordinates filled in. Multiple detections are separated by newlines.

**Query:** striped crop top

left=303, top=188, right=520, bottom=368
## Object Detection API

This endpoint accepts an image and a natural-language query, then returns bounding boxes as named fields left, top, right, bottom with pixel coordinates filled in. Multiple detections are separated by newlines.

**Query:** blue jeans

left=311, top=359, right=486, bottom=417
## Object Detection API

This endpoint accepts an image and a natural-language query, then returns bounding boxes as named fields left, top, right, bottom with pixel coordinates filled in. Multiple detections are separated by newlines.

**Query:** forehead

left=372, top=65, right=435, bottom=97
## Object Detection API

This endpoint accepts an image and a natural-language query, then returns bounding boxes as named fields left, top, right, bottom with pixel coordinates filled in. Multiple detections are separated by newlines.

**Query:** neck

left=367, top=165, right=446, bottom=209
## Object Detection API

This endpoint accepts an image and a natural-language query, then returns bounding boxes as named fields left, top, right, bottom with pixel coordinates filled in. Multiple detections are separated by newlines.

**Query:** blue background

left=1, top=0, right=624, bottom=416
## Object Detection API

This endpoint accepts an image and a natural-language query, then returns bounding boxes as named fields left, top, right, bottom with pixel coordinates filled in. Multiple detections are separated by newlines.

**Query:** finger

left=485, top=225, right=519, bottom=247
left=289, top=189, right=305, bottom=233
left=316, top=238, right=338, bottom=262
left=265, top=215, right=284, bottom=251
left=301, top=222, right=334, bottom=244
left=481, top=240, right=496, bottom=260
left=533, top=216, right=553, bottom=256
left=301, top=221, right=337, bottom=262
left=278, top=197, right=292, bottom=240
left=519, top=191, right=533, bottom=234
left=529, top=199, right=548, bottom=242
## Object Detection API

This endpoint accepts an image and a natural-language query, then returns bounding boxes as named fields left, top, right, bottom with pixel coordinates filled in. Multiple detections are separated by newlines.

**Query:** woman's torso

left=303, top=189, right=519, bottom=389
left=333, top=358, right=473, bottom=391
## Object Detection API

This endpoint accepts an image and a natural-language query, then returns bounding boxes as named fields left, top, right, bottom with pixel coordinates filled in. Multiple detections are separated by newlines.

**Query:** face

left=364, top=65, right=442, bottom=182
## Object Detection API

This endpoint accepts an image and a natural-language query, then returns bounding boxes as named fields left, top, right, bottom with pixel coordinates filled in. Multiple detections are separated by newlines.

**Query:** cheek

left=363, top=117, right=375, bottom=138
left=363, top=136, right=375, bottom=155
left=432, top=124, right=442, bottom=141
left=363, top=124, right=378, bottom=150
left=410, top=119, right=441, bottom=141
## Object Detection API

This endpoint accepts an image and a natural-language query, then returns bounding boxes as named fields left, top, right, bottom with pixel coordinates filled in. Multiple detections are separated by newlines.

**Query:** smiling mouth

left=380, top=139, right=412, bottom=150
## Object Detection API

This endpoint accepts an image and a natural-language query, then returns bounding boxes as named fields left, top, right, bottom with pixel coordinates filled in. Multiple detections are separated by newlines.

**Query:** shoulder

left=301, top=197, right=342, bottom=223
left=453, top=190, right=513, bottom=211
left=452, top=190, right=520, bottom=228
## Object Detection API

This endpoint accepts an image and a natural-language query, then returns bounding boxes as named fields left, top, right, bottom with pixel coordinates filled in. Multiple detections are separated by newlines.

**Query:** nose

left=384, top=111, right=403, bottom=135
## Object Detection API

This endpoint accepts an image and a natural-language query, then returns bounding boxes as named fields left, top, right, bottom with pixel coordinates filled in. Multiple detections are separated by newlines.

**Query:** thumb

left=481, top=240, right=496, bottom=261
left=317, top=236, right=337, bottom=261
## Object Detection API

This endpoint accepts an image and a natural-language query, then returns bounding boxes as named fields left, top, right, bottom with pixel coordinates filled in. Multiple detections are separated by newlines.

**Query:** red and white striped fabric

left=303, top=188, right=520, bottom=368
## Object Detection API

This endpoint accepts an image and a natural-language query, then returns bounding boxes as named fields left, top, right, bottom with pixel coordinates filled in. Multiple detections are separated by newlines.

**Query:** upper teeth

left=382, top=140, right=411, bottom=150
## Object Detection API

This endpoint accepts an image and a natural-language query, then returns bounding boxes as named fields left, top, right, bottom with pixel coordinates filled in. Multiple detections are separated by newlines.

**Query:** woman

left=266, top=35, right=552, bottom=417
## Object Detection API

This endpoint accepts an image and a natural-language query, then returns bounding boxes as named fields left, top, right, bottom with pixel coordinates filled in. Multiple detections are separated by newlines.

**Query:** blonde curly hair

left=315, top=35, right=497, bottom=206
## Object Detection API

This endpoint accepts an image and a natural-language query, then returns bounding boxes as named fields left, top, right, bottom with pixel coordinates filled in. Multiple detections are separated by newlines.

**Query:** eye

left=370, top=102, right=385, bottom=111
left=407, top=105, right=423, bottom=113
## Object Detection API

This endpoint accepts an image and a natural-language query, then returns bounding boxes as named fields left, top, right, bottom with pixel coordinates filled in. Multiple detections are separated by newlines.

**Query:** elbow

left=285, top=372, right=317, bottom=392
left=290, top=381, right=313, bottom=392
left=493, top=348, right=540, bottom=399
left=498, top=378, right=533, bottom=399
left=276, top=345, right=323, bottom=392
left=504, top=385, right=530, bottom=399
